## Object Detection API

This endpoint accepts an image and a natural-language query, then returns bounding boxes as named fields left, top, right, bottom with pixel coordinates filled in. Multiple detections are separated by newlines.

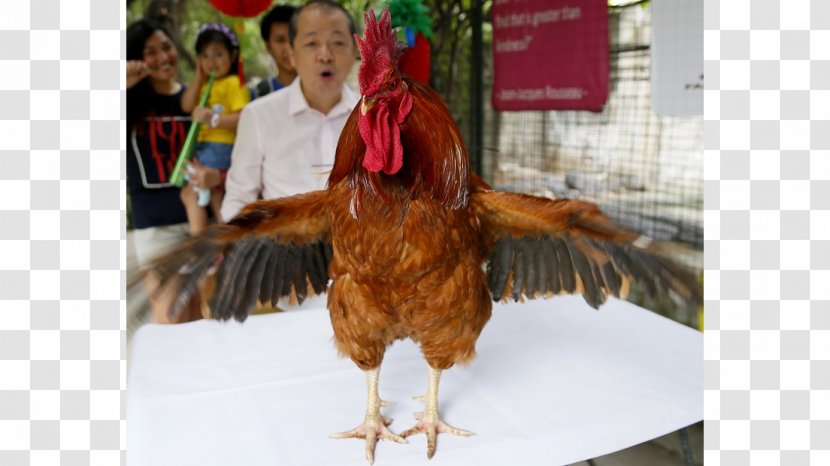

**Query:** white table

left=127, top=295, right=702, bottom=466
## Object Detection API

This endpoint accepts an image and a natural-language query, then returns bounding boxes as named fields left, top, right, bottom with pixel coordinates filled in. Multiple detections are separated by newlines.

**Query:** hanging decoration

left=208, top=0, right=272, bottom=18
left=387, top=0, right=433, bottom=84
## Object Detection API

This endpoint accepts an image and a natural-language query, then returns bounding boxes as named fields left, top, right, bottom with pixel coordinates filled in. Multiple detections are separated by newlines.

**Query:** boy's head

left=260, top=5, right=297, bottom=76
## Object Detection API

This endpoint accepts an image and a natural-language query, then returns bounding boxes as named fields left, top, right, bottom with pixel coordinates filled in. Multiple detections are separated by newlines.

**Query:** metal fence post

left=470, top=0, right=484, bottom=177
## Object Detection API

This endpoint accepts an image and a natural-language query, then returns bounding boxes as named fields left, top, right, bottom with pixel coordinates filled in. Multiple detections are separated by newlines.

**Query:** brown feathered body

left=327, top=181, right=491, bottom=370
left=326, top=77, right=491, bottom=371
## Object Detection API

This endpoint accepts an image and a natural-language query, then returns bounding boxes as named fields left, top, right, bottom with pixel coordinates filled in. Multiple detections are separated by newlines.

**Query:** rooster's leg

left=401, top=366, right=474, bottom=458
left=330, top=367, right=406, bottom=464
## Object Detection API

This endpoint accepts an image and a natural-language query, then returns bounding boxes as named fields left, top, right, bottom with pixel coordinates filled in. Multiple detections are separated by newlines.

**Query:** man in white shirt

left=221, top=0, right=360, bottom=221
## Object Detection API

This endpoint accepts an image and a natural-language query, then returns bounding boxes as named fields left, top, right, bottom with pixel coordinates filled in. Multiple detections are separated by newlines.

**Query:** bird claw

left=400, top=414, right=474, bottom=459
left=331, top=417, right=407, bottom=465
left=379, top=399, right=395, bottom=408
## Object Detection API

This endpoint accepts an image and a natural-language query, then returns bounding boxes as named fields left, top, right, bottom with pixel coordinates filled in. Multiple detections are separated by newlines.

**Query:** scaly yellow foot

left=330, top=367, right=406, bottom=464
left=402, top=367, right=474, bottom=459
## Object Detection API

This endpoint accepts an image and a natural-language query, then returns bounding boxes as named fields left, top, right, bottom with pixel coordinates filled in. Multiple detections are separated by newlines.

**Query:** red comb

left=356, top=7, right=399, bottom=96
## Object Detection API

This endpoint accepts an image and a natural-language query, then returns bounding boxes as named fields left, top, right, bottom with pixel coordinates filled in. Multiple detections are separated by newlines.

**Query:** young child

left=180, top=22, right=250, bottom=234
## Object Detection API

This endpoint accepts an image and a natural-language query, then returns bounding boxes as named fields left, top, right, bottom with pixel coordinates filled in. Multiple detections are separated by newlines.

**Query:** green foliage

left=387, top=0, right=433, bottom=38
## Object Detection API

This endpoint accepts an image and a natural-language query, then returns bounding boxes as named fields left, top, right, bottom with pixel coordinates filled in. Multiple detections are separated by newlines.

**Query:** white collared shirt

left=220, top=77, right=360, bottom=221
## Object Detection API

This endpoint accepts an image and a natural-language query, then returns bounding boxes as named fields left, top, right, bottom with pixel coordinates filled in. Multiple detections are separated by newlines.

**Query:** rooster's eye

left=389, top=80, right=396, bottom=90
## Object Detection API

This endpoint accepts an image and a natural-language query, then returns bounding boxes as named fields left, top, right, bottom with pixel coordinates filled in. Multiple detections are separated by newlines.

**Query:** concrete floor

left=569, top=422, right=703, bottom=466
left=126, top=231, right=702, bottom=465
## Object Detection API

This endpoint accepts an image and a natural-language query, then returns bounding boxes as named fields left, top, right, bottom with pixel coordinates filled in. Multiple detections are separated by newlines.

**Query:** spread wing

left=472, top=190, right=701, bottom=310
left=145, top=190, right=332, bottom=322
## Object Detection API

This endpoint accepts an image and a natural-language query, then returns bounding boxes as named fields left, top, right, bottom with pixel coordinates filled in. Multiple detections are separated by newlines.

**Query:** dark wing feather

left=307, top=243, right=331, bottom=295
left=239, top=240, right=273, bottom=316
left=268, top=246, right=288, bottom=307
left=291, top=244, right=308, bottom=304
left=473, top=191, right=701, bottom=309
left=523, top=238, right=540, bottom=298
left=166, top=250, right=217, bottom=317
left=541, top=239, right=560, bottom=295
left=485, top=237, right=513, bottom=300
left=565, top=237, right=604, bottom=308
left=210, top=236, right=261, bottom=317
left=599, top=259, right=621, bottom=297
left=281, top=246, right=300, bottom=298
left=552, top=236, right=576, bottom=294
left=530, top=237, right=545, bottom=298
left=145, top=190, right=332, bottom=322
left=510, top=239, right=527, bottom=302
left=257, top=244, right=281, bottom=305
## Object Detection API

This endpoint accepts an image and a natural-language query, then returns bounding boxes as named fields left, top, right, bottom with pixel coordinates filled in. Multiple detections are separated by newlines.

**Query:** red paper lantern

left=208, top=0, right=272, bottom=18
left=397, top=33, right=430, bottom=85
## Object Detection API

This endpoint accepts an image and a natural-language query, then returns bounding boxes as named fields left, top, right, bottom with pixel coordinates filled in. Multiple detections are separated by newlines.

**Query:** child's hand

left=186, top=160, right=222, bottom=190
left=196, top=60, right=215, bottom=84
left=195, top=60, right=208, bottom=82
left=126, top=60, right=151, bottom=89
left=191, top=106, right=213, bottom=125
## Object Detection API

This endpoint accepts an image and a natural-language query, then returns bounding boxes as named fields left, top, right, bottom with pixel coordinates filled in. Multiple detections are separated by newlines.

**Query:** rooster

left=146, top=8, right=701, bottom=463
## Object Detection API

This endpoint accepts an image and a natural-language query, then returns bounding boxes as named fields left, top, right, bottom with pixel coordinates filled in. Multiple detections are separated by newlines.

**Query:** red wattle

left=386, top=123, right=403, bottom=174
left=359, top=105, right=391, bottom=173
left=359, top=91, right=413, bottom=175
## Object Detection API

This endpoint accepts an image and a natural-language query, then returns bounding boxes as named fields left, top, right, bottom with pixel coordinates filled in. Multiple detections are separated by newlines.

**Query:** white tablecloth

left=127, top=296, right=702, bottom=466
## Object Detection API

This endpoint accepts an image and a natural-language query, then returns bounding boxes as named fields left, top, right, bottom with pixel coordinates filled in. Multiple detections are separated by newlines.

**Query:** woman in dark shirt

left=127, top=19, right=201, bottom=322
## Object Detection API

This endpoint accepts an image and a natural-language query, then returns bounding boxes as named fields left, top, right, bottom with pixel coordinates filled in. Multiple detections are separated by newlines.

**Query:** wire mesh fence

left=478, top=3, right=703, bottom=326
left=482, top=3, right=703, bottom=257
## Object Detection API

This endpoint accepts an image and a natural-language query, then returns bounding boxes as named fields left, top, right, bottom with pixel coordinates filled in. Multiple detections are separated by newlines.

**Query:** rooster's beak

left=360, top=96, right=376, bottom=115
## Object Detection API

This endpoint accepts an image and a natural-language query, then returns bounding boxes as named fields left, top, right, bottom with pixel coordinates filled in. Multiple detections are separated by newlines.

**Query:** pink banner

left=492, top=0, right=609, bottom=112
